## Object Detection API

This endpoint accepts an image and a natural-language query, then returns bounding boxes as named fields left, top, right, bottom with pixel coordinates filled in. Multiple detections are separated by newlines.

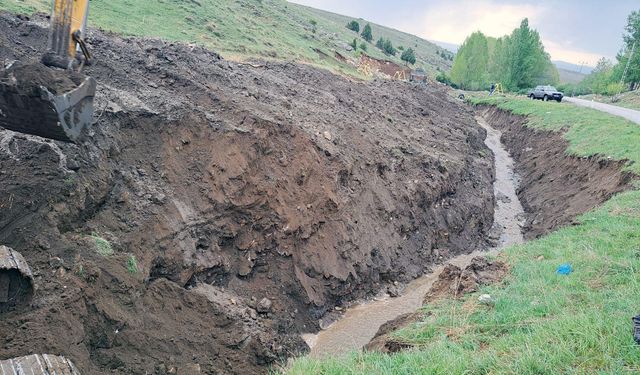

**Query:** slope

left=0, top=0, right=452, bottom=77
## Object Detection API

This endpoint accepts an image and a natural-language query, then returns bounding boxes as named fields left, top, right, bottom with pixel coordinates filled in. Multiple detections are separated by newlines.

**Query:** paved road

left=564, top=97, right=640, bottom=125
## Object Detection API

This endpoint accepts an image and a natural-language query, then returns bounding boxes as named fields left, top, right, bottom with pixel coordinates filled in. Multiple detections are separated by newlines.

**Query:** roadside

left=578, top=91, right=640, bottom=112
left=565, top=97, right=640, bottom=125
left=286, top=96, right=640, bottom=374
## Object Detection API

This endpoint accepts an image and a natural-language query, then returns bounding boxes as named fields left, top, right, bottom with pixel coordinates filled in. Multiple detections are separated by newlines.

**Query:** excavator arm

left=0, top=0, right=96, bottom=142
left=43, top=0, right=91, bottom=69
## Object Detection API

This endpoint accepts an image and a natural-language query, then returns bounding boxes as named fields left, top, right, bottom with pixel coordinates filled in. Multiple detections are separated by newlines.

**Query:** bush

left=127, top=255, right=138, bottom=274
left=361, top=24, right=373, bottom=43
left=346, top=20, right=360, bottom=33
left=382, top=39, right=396, bottom=56
left=604, top=82, right=625, bottom=96
left=375, top=37, right=384, bottom=49
left=350, top=38, right=358, bottom=51
left=401, top=48, right=416, bottom=64
left=359, top=42, right=367, bottom=51
left=436, top=71, right=457, bottom=88
left=91, top=233, right=113, bottom=257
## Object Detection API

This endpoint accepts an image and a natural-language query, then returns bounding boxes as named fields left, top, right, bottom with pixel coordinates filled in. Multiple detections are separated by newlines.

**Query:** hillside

left=0, top=0, right=452, bottom=77
left=558, top=67, right=586, bottom=84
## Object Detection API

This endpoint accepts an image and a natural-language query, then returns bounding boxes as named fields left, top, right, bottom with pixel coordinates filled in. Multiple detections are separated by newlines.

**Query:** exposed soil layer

left=365, top=256, right=508, bottom=353
left=0, top=13, right=495, bottom=374
left=480, top=106, right=636, bottom=239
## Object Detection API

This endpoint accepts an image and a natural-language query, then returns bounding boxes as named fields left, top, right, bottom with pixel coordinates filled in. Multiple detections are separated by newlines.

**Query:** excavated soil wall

left=0, top=13, right=495, bottom=374
left=480, top=106, right=635, bottom=239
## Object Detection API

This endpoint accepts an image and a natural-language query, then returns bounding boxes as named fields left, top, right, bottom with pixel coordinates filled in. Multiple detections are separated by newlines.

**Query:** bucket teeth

left=0, top=76, right=96, bottom=142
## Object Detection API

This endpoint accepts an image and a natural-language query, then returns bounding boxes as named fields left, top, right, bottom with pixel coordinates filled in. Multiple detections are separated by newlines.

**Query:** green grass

left=126, top=254, right=138, bottom=274
left=90, top=232, right=113, bottom=257
left=287, top=97, right=640, bottom=374
left=0, top=0, right=451, bottom=78
left=471, top=95, right=640, bottom=174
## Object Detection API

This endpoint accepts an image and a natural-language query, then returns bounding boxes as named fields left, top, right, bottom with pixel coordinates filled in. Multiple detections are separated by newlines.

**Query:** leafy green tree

left=401, top=48, right=416, bottom=65
left=450, top=31, right=489, bottom=90
left=361, top=24, right=373, bottom=43
left=346, top=20, right=360, bottom=33
left=502, top=18, right=549, bottom=89
left=617, top=10, right=640, bottom=88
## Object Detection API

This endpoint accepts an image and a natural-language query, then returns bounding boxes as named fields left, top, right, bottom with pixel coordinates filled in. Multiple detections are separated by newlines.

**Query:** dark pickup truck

left=528, top=85, right=564, bottom=102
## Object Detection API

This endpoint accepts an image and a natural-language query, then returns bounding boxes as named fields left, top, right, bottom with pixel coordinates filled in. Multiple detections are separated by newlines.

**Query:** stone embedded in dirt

left=257, top=298, right=272, bottom=313
left=323, top=131, right=332, bottom=141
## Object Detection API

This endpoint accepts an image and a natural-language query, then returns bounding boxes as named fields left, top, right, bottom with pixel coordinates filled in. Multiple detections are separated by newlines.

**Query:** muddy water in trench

left=302, top=115, right=525, bottom=358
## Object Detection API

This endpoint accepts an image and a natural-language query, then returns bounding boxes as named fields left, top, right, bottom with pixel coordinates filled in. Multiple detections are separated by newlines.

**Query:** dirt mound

left=0, top=13, right=495, bottom=374
left=1, top=61, right=83, bottom=95
left=423, top=256, right=508, bottom=303
left=480, top=106, right=635, bottom=239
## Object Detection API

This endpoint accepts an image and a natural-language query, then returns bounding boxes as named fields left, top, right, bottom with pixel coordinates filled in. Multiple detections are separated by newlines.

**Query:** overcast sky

left=289, top=0, right=638, bottom=66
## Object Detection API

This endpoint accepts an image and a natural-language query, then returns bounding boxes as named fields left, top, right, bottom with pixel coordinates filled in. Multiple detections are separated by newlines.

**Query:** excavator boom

left=0, top=0, right=95, bottom=142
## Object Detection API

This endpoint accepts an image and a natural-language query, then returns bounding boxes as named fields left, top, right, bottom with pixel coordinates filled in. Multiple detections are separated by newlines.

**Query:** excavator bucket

left=0, top=73, right=96, bottom=142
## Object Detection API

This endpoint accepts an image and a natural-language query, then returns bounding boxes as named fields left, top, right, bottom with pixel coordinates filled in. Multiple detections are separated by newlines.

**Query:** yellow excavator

left=0, top=0, right=96, bottom=142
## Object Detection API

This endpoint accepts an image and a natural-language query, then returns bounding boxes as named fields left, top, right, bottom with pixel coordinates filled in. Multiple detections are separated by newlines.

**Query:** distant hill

left=557, top=68, right=587, bottom=84
left=0, top=0, right=452, bottom=78
left=553, top=60, right=594, bottom=74
left=430, top=40, right=459, bottom=54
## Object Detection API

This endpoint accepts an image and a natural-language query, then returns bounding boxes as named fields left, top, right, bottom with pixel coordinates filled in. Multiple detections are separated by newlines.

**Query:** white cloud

left=416, top=1, right=542, bottom=42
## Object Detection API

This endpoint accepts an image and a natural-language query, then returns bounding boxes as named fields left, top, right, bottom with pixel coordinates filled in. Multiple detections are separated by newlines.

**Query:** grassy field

left=286, top=97, right=640, bottom=374
left=579, top=91, right=640, bottom=112
left=0, top=0, right=451, bottom=77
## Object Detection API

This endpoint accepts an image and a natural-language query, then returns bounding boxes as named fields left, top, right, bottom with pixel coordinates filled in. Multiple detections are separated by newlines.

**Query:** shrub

left=346, top=20, right=360, bottom=33
left=126, top=255, right=139, bottom=274
left=350, top=38, right=358, bottom=51
left=382, top=39, right=396, bottom=56
left=361, top=23, right=373, bottom=43
left=91, top=233, right=113, bottom=256
left=359, top=42, right=367, bottom=51
left=401, top=48, right=416, bottom=64
left=375, top=37, right=384, bottom=49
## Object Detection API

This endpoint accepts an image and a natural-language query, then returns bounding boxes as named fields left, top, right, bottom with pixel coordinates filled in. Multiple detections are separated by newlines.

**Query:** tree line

left=446, top=19, right=558, bottom=91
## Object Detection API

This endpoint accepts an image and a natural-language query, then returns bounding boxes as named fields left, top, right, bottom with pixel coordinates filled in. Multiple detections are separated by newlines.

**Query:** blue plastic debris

left=556, top=263, right=572, bottom=275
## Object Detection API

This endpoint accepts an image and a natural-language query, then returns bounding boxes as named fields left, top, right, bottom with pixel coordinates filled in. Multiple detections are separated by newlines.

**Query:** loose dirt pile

left=480, top=106, right=635, bottom=239
left=1, top=61, right=84, bottom=95
left=0, top=13, right=495, bottom=374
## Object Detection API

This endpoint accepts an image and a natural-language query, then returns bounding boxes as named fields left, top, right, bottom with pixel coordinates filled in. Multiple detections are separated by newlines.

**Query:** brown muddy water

left=302, top=116, right=525, bottom=358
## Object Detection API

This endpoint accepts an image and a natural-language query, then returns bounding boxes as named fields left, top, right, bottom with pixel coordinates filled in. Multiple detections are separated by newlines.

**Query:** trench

left=302, top=115, right=525, bottom=358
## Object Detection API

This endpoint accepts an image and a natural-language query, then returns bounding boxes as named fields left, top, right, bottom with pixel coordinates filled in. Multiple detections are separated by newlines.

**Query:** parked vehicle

left=528, top=85, right=564, bottom=102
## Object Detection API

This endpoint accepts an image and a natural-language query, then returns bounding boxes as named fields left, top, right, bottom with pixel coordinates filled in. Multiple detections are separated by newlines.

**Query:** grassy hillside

left=0, top=0, right=452, bottom=77
left=287, top=97, right=640, bottom=374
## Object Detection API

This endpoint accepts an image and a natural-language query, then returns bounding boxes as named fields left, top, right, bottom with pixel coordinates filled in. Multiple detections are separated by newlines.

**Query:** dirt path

left=564, top=97, right=640, bottom=124
left=302, top=116, right=524, bottom=358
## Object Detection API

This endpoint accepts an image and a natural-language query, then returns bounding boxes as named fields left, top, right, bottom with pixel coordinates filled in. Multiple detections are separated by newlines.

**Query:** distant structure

left=410, top=68, right=427, bottom=83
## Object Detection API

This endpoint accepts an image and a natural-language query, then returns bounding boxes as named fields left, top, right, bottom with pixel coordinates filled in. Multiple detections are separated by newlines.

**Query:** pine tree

left=346, top=20, right=360, bottom=33
left=401, top=48, right=416, bottom=65
left=361, top=24, right=373, bottom=43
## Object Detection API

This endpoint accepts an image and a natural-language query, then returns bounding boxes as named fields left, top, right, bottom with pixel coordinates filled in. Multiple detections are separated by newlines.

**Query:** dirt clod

left=1, top=61, right=83, bottom=95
